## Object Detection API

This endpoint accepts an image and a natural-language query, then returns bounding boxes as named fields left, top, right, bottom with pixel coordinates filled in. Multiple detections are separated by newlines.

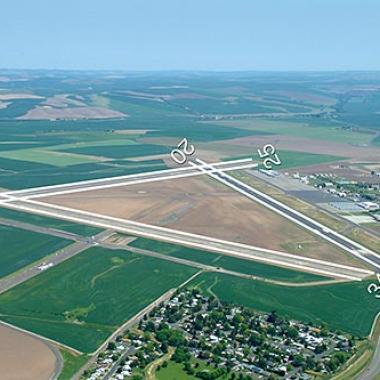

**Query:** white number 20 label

left=171, top=138, right=195, bottom=165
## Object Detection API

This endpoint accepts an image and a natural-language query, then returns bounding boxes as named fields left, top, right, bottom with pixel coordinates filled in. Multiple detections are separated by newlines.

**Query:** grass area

left=62, top=143, right=170, bottom=159
left=270, top=150, right=345, bottom=169
left=156, top=357, right=230, bottom=380
left=215, top=119, right=375, bottom=145
left=0, top=207, right=103, bottom=236
left=189, top=272, right=380, bottom=337
left=348, top=228, right=380, bottom=254
left=332, top=340, right=373, bottom=380
left=58, top=350, right=89, bottom=380
left=146, top=347, right=175, bottom=380
left=225, top=149, right=345, bottom=170
left=0, top=157, right=167, bottom=189
left=129, top=238, right=328, bottom=283
left=0, top=148, right=100, bottom=167
left=0, top=247, right=197, bottom=352
left=0, top=225, right=71, bottom=278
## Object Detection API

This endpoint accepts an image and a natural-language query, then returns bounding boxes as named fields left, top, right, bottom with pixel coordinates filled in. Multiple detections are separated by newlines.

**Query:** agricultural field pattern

left=0, top=70, right=379, bottom=380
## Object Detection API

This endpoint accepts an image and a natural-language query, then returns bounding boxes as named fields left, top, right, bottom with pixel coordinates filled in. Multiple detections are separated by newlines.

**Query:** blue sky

left=1, top=0, right=379, bottom=71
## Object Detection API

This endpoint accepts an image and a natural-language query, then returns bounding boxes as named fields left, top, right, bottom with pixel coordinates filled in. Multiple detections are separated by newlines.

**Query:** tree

left=267, top=310, right=278, bottom=324
left=286, top=326, right=299, bottom=339
left=293, top=355, right=305, bottom=367
left=172, top=346, right=190, bottom=363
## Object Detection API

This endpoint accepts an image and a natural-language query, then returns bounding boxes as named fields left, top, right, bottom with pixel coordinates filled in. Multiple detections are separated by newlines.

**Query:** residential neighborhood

left=82, top=289, right=358, bottom=380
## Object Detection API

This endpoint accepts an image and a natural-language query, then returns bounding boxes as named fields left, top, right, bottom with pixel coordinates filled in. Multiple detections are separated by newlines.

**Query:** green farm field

left=190, top=272, right=380, bottom=337
left=129, top=238, right=328, bottom=283
left=223, top=149, right=345, bottom=169
left=0, top=207, right=102, bottom=236
left=213, top=119, right=377, bottom=145
left=0, top=225, right=71, bottom=278
left=0, top=247, right=197, bottom=352
left=62, top=143, right=170, bottom=159
left=0, top=157, right=167, bottom=189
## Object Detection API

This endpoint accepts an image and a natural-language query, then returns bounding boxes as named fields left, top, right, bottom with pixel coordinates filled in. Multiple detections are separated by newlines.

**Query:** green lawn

left=58, top=350, right=89, bottom=380
left=189, top=272, right=380, bottom=337
left=0, top=225, right=71, bottom=278
left=129, top=238, right=328, bottom=283
left=156, top=358, right=230, bottom=380
left=0, top=247, right=197, bottom=352
left=0, top=207, right=102, bottom=236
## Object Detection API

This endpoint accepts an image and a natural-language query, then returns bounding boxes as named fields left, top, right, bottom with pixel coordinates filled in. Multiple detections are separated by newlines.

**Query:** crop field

left=0, top=157, right=167, bottom=189
left=189, top=272, right=379, bottom=337
left=213, top=119, right=378, bottom=145
left=62, top=143, right=170, bottom=159
left=129, top=238, right=328, bottom=283
left=0, top=207, right=102, bottom=236
left=223, top=150, right=345, bottom=169
left=0, top=147, right=101, bottom=167
left=0, top=247, right=197, bottom=352
left=0, top=225, right=71, bottom=278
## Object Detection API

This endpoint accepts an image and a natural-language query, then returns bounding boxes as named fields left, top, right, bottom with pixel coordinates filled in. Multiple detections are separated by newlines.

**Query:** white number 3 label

left=367, top=274, right=380, bottom=298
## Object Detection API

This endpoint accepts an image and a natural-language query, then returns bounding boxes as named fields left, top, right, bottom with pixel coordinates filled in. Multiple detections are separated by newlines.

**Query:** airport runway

left=193, top=159, right=380, bottom=271
left=0, top=198, right=372, bottom=281
left=0, top=158, right=257, bottom=200
left=0, top=157, right=376, bottom=281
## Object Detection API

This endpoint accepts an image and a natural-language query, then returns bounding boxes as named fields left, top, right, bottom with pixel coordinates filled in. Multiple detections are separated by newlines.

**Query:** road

left=0, top=156, right=374, bottom=280
left=357, top=313, right=380, bottom=380
left=0, top=216, right=88, bottom=242
left=107, top=243, right=348, bottom=287
left=1, top=198, right=371, bottom=281
left=0, top=229, right=113, bottom=295
left=74, top=272, right=201, bottom=380
left=193, top=158, right=380, bottom=271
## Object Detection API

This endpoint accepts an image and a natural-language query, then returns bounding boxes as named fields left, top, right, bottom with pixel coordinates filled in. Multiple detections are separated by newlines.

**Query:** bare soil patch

left=0, top=323, right=58, bottom=380
left=18, top=106, right=127, bottom=120
left=218, top=135, right=380, bottom=161
left=42, top=177, right=366, bottom=268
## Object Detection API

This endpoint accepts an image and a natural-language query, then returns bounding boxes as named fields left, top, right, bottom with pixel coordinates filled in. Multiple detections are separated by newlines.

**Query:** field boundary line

left=73, top=270, right=202, bottom=379
left=0, top=319, right=82, bottom=355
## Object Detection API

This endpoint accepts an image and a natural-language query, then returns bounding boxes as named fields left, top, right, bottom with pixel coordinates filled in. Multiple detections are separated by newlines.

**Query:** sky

left=1, top=0, right=379, bottom=71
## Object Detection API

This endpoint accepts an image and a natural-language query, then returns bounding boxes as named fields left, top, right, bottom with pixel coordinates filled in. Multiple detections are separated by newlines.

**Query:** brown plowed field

left=0, top=323, right=58, bottom=380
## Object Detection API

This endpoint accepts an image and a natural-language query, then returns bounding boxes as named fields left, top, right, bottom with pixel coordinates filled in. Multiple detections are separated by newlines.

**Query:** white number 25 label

left=257, top=144, right=282, bottom=170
